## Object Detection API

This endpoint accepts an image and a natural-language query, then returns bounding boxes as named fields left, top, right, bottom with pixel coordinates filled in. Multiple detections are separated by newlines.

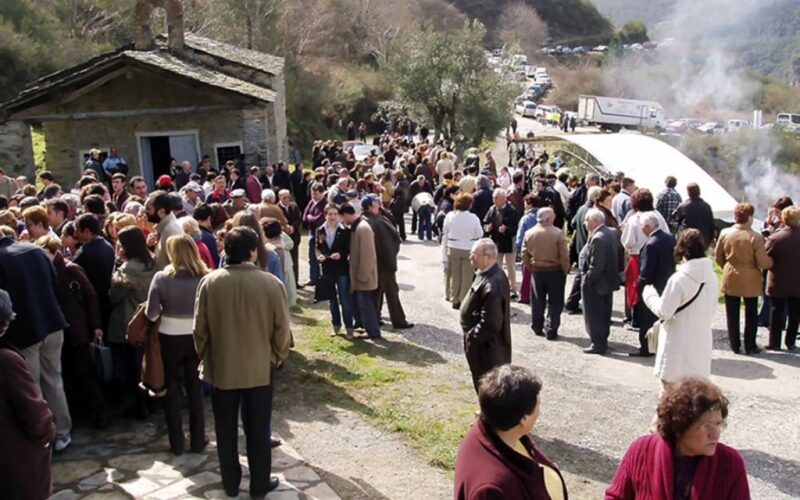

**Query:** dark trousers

left=391, top=208, right=406, bottom=241
left=211, top=384, right=273, bottom=497
left=724, top=295, right=758, bottom=353
left=375, top=271, right=408, bottom=327
left=417, top=206, right=433, bottom=240
left=160, top=334, right=205, bottom=454
left=62, top=343, right=108, bottom=423
left=308, top=232, right=320, bottom=284
left=530, top=270, right=566, bottom=337
left=411, top=210, right=418, bottom=233
left=354, top=290, right=381, bottom=338
left=769, top=297, right=800, bottom=349
left=582, top=284, right=612, bottom=352
left=636, top=301, right=658, bottom=354
left=565, top=272, right=582, bottom=311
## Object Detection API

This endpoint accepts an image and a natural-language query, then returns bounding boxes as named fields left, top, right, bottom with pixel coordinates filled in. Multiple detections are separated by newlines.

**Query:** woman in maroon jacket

left=454, top=364, right=568, bottom=500
left=0, top=289, right=56, bottom=500
left=606, top=378, right=750, bottom=500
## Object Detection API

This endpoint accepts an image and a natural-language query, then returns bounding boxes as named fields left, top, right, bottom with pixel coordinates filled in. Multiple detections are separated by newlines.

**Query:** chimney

left=133, top=0, right=185, bottom=51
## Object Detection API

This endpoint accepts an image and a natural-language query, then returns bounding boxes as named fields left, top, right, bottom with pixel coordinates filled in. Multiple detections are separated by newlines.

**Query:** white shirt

left=620, top=210, right=670, bottom=255
left=441, top=210, right=484, bottom=260
left=612, top=191, right=632, bottom=224
left=554, top=180, right=570, bottom=206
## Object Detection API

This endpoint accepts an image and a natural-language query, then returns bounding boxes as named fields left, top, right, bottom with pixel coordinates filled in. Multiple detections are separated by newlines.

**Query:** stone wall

left=44, top=108, right=245, bottom=186
left=0, top=121, right=35, bottom=179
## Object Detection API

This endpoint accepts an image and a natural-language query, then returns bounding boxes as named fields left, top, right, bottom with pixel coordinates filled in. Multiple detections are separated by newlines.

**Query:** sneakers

left=54, top=434, right=72, bottom=452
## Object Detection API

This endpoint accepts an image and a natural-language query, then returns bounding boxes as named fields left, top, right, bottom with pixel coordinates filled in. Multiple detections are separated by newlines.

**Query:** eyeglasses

left=699, top=420, right=727, bottom=433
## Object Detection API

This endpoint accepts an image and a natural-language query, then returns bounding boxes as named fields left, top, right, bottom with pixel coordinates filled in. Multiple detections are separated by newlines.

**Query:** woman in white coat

left=642, top=229, right=719, bottom=394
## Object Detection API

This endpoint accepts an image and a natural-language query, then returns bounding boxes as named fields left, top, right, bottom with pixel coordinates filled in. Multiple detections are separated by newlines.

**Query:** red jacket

left=454, top=419, right=568, bottom=500
left=605, top=434, right=750, bottom=500
left=246, top=175, right=262, bottom=204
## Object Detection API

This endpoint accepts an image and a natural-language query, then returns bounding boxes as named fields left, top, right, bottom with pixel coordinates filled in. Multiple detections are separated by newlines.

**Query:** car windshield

left=353, top=145, right=376, bottom=156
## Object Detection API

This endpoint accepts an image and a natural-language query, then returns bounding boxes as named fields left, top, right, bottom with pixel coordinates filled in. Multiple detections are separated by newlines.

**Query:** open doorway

left=137, top=130, right=200, bottom=187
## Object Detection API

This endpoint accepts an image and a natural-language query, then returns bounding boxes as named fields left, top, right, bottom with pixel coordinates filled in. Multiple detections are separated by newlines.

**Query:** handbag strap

left=675, top=283, right=705, bottom=314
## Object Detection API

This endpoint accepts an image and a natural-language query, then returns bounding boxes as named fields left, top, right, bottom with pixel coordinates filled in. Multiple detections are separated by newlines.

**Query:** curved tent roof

left=549, top=133, right=738, bottom=220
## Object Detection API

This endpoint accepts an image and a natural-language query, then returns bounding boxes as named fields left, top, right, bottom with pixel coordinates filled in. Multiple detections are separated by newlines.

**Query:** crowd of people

left=0, top=124, right=793, bottom=499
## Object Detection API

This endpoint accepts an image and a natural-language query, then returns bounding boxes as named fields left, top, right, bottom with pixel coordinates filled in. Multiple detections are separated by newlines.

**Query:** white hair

left=471, top=238, right=498, bottom=258
left=537, top=207, right=555, bottom=224
left=493, top=188, right=507, bottom=198
left=261, top=189, right=276, bottom=202
left=585, top=208, right=605, bottom=225
left=587, top=185, right=602, bottom=204
left=123, top=201, right=144, bottom=217
left=278, top=189, right=291, bottom=198
left=640, top=211, right=661, bottom=229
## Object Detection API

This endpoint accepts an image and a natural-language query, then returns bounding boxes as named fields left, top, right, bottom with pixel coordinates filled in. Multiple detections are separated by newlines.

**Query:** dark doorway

left=149, top=136, right=171, bottom=180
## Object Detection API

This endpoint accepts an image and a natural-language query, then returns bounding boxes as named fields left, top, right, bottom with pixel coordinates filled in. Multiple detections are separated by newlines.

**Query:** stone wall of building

left=0, top=121, right=35, bottom=179
left=44, top=108, right=245, bottom=186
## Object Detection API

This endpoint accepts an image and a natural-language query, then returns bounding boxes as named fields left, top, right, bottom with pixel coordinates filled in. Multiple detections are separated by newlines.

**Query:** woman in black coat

left=37, top=235, right=109, bottom=428
left=316, top=204, right=355, bottom=337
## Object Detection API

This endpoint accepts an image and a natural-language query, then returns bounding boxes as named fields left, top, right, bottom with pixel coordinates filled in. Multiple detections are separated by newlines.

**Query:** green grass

left=281, top=309, right=476, bottom=471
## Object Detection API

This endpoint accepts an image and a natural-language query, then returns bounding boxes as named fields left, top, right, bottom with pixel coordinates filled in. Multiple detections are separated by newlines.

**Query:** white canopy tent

left=551, top=133, right=739, bottom=220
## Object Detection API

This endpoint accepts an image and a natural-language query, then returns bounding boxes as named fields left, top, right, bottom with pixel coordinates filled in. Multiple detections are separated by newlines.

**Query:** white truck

left=577, top=95, right=666, bottom=132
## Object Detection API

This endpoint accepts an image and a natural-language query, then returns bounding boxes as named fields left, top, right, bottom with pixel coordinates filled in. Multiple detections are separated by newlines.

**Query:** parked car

left=696, top=122, right=726, bottom=135
left=592, top=45, right=608, bottom=52
left=352, top=144, right=379, bottom=162
left=342, top=140, right=364, bottom=151
left=726, top=119, right=751, bottom=131
left=515, top=101, right=538, bottom=118
left=666, top=118, right=701, bottom=134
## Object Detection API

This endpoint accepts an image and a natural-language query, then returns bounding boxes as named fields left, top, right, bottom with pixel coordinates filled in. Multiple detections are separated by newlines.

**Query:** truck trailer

left=577, top=95, right=666, bottom=132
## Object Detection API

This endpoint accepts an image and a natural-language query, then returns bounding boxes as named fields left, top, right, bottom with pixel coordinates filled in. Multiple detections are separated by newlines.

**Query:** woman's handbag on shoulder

left=646, top=283, right=706, bottom=354
left=126, top=302, right=166, bottom=397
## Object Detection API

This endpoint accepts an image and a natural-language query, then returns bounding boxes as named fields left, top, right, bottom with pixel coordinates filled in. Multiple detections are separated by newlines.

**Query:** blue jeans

left=354, top=291, right=381, bottom=338
left=308, top=232, right=320, bottom=283
left=417, top=206, right=432, bottom=240
left=329, top=275, right=354, bottom=330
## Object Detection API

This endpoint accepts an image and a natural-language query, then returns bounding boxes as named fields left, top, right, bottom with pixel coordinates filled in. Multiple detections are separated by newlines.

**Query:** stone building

left=0, top=0, right=287, bottom=187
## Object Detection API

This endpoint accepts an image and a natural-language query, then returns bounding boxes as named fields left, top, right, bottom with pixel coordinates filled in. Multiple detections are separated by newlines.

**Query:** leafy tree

left=389, top=20, right=517, bottom=146
left=617, top=19, right=648, bottom=44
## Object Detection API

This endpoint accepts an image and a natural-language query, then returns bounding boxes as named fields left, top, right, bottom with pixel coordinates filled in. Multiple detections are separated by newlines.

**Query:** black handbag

left=314, top=275, right=336, bottom=302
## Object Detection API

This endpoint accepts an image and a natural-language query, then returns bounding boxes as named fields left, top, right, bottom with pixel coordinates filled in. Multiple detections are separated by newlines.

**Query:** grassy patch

left=282, top=309, right=475, bottom=471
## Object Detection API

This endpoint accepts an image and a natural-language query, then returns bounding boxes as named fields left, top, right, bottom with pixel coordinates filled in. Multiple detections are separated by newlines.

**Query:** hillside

left=450, top=0, right=614, bottom=44
left=592, top=0, right=800, bottom=81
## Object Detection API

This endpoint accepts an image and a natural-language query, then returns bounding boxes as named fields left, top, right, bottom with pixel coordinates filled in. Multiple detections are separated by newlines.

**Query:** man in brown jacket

left=341, top=202, right=382, bottom=340
left=193, top=227, right=292, bottom=497
left=521, top=207, right=570, bottom=340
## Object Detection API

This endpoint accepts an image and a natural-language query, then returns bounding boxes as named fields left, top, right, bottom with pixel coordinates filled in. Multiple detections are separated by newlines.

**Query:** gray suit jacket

left=583, top=225, right=624, bottom=295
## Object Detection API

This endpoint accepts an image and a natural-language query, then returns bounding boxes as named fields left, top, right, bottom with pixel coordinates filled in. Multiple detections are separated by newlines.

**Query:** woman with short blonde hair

left=145, top=234, right=208, bottom=455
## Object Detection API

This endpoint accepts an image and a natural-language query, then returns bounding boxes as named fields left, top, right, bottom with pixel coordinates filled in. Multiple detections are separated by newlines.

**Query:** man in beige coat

left=194, top=226, right=291, bottom=497
left=341, top=202, right=381, bottom=339
left=521, top=207, right=570, bottom=340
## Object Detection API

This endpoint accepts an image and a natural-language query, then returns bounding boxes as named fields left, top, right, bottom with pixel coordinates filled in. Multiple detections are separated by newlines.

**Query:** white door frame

left=135, top=129, right=201, bottom=187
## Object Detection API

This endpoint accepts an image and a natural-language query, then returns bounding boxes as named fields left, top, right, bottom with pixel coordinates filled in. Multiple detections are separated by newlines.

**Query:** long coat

left=715, top=224, right=772, bottom=298
left=193, top=263, right=292, bottom=389
left=642, top=257, right=719, bottom=382
left=348, top=217, right=379, bottom=292
left=0, top=343, right=56, bottom=500
left=765, top=226, right=800, bottom=298
left=460, top=264, right=511, bottom=391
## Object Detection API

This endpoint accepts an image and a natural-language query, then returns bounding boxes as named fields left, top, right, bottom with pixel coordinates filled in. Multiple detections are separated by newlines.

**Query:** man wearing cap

left=363, top=194, right=414, bottom=330
left=156, top=174, right=175, bottom=192
left=181, top=182, right=204, bottom=215
left=225, top=189, right=249, bottom=218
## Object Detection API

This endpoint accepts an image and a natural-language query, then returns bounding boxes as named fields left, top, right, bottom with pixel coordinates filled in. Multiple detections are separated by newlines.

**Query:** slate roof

left=0, top=34, right=282, bottom=118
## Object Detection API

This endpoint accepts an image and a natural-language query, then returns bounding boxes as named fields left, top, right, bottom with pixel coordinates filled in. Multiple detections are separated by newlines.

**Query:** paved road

left=388, top=235, right=800, bottom=499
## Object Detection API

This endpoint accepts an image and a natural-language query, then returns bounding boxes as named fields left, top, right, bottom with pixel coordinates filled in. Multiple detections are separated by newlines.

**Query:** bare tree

left=279, top=0, right=338, bottom=61
left=498, top=1, right=548, bottom=55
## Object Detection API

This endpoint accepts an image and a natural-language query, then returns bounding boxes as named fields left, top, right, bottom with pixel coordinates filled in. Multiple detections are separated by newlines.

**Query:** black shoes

left=247, top=476, right=281, bottom=498
left=546, top=333, right=559, bottom=341
left=452, top=302, right=460, bottom=310
left=270, top=437, right=282, bottom=449
left=565, top=308, right=582, bottom=315
left=583, top=347, right=606, bottom=355
left=531, top=328, right=545, bottom=337
left=629, top=351, right=655, bottom=358
left=394, top=323, right=414, bottom=330
left=745, top=347, right=762, bottom=355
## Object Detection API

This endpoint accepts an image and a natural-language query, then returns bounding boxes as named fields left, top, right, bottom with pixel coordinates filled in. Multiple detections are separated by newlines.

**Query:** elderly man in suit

left=460, top=238, right=512, bottom=392
left=633, top=211, right=676, bottom=357
left=581, top=208, right=624, bottom=354
left=194, top=227, right=292, bottom=497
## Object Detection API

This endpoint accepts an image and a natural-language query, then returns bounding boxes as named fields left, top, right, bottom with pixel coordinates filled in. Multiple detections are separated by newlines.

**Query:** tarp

left=553, top=133, right=738, bottom=220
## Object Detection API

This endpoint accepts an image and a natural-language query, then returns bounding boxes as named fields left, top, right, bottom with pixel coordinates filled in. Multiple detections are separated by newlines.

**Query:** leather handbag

left=126, top=302, right=166, bottom=397
left=646, top=283, right=705, bottom=353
